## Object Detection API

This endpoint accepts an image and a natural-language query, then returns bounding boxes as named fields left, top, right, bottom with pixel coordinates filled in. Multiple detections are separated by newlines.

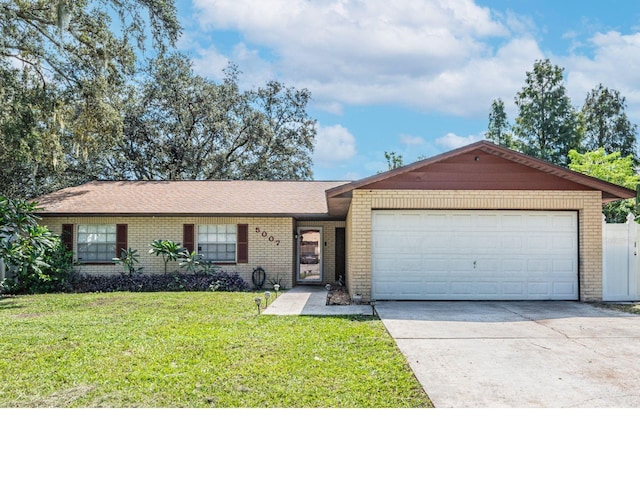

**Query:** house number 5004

left=255, top=227, right=280, bottom=246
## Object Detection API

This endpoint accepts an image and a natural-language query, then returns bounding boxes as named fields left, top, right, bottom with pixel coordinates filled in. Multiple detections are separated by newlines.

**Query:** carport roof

left=326, top=140, right=637, bottom=203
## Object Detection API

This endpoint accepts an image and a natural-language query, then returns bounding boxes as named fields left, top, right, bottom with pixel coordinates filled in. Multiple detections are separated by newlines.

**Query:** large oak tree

left=107, top=54, right=316, bottom=181
left=0, top=0, right=179, bottom=198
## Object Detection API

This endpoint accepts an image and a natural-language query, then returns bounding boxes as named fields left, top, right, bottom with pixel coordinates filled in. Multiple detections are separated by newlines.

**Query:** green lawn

left=0, top=292, right=431, bottom=407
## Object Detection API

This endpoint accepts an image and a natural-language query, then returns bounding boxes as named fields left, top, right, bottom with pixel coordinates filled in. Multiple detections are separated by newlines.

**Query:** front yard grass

left=0, top=292, right=430, bottom=407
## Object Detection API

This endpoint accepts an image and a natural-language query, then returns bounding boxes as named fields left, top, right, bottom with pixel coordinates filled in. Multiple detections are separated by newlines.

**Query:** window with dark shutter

left=237, top=224, right=248, bottom=264
left=183, top=224, right=195, bottom=253
left=61, top=224, right=74, bottom=252
left=116, top=224, right=128, bottom=258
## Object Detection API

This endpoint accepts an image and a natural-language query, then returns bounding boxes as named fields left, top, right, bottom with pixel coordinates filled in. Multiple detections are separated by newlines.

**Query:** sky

left=173, top=0, right=640, bottom=180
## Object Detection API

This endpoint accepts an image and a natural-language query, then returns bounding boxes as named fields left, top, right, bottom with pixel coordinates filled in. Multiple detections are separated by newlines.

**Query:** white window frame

left=77, top=224, right=117, bottom=263
left=197, top=224, right=237, bottom=263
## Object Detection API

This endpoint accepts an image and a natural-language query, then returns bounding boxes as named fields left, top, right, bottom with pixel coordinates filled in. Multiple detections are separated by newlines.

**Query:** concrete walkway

left=262, top=285, right=373, bottom=316
left=377, top=301, right=640, bottom=407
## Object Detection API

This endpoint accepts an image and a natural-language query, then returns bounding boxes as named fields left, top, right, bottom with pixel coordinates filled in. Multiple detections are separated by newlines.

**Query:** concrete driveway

left=377, top=301, right=640, bottom=407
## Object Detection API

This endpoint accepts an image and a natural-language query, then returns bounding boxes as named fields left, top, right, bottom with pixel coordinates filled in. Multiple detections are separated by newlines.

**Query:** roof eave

left=38, top=211, right=334, bottom=218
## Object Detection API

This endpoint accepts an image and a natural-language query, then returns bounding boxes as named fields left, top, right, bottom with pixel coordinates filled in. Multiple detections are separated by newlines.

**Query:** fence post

left=627, top=213, right=638, bottom=300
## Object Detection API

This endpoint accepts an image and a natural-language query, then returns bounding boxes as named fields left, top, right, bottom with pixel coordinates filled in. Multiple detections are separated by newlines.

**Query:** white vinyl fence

left=603, top=213, right=640, bottom=301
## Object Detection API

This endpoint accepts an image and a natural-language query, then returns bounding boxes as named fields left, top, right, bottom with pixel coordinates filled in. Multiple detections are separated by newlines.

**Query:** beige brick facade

left=43, top=216, right=295, bottom=289
left=345, top=189, right=604, bottom=302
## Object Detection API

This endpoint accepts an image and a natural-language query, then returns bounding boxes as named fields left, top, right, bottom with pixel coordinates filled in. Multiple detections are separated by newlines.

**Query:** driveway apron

left=377, top=301, right=640, bottom=407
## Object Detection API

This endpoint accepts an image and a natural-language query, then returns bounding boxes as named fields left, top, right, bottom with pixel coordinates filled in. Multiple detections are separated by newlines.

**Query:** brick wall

left=345, top=189, right=604, bottom=302
left=43, top=216, right=295, bottom=289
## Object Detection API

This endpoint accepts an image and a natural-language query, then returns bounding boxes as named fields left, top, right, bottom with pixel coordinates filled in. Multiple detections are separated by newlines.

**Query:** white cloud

left=436, top=132, right=484, bottom=150
left=313, top=124, right=357, bottom=167
left=188, top=1, right=640, bottom=125
left=315, top=101, right=344, bottom=116
left=190, top=45, right=231, bottom=80
left=563, top=32, right=640, bottom=121
left=190, top=0, right=527, bottom=116
left=399, top=134, right=425, bottom=146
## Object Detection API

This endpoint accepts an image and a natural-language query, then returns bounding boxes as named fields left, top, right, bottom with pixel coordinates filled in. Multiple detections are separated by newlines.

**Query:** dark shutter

left=237, top=224, right=248, bottom=264
left=61, top=224, right=74, bottom=252
left=116, top=224, right=128, bottom=258
left=183, top=224, right=195, bottom=253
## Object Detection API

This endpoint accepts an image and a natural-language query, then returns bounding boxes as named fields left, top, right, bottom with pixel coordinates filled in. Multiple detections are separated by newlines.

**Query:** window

left=198, top=225, right=237, bottom=262
left=77, top=224, right=117, bottom=262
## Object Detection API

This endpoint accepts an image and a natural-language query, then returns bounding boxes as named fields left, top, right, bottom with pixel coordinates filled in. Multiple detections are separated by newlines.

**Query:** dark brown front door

left=335, top=227, right=346, bottom=283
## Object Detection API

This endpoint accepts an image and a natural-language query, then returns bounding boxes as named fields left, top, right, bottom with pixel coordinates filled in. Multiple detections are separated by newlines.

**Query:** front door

left=335, top=227, right=346, bottom=282
left=297, top=227, right=322, bottom=283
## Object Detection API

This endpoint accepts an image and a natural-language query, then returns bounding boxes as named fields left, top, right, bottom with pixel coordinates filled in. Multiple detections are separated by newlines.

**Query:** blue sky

left=173, top=0, right=640, bottom=180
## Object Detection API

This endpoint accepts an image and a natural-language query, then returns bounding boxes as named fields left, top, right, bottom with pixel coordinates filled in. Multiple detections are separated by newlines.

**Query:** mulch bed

left=326, top=285, right=351, bottom=305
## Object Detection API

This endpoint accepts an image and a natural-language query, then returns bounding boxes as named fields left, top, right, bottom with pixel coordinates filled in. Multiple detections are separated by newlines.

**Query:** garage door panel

left=477, top=282, right=499, bottom=295
left=553, top=236, right=575, bottom=250
left=475, top=235, right=501, bottom=249
left=428, top=235, right=453, bottom=249
left=553, top=282, right=577, bottom=295
left=453, top=236, right=474, bottom=249
left=526, top=236, right=553, bottom=250
left=451, top=282, right=474, bottom=294
left=398, top=258, right=423, bottom=272
left=553, top=259, right=576, bottom=273
left=452, top=214, right=473, bottom=227
left=552, top=214, right=576, bottom=228
left=395, top=213, right=423, bottom=228
left=503, top=283, right=524, bottom=295
left=501, top=236, right=523, bottom=251
left=372, top=210, right=578, bottom=300
left=528, top=283, right=550, bottom=295
left=475, top=259, right=498, bottom=272
left=528, top=259, right=550, bottom=273
left=476, top=215, right=499, bottom=227
left=424, top=259, right=449, bottom=272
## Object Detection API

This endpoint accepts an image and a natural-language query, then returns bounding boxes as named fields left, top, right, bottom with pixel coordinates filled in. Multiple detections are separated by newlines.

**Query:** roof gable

left=327, top=141, right=636, bottom=203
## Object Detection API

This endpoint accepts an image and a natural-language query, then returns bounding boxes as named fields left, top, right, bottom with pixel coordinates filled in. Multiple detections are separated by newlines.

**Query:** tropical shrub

left=149, top=239, right=185, bottom=274
left=113, top=247, right=143, bottom=276
left=0, top=196, right=73, bottom=293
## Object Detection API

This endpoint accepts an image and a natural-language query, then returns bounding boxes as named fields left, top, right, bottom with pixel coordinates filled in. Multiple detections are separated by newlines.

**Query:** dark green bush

left=2, top=241, right=74, bottom=294
left=68, top=271, right=251, bottom=293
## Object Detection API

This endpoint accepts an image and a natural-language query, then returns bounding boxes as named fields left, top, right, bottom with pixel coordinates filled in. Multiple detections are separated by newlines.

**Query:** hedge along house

left=35, top=141, right=635, bottom=301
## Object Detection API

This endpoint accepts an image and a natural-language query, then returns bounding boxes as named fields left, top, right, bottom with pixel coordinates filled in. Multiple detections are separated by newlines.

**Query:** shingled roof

left=34, top=181, right=350, bottom=217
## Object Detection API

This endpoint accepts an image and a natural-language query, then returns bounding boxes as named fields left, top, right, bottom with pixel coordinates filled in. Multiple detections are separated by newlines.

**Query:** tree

left=568, top=149, right=638, bottom=223
left=0, top=0, right=179, bottom=198
left=581, top=84, right=638, bottom=163
left=485, top=98, right=513, bottom=147
left=0, top=196, right=71, bottom=293
left=0, top=62, right=61, bottom=199
left=0, top=1, right=179, bottom=87
left=108, top=55, right=316, bottom=180
left=513, top=59, right=581, bottom=166
left=384, top=151, right=404, bottom=170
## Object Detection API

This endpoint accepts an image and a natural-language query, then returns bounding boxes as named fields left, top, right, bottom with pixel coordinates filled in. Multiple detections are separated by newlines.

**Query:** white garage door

left=372, top=210, right=578, bottom=300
